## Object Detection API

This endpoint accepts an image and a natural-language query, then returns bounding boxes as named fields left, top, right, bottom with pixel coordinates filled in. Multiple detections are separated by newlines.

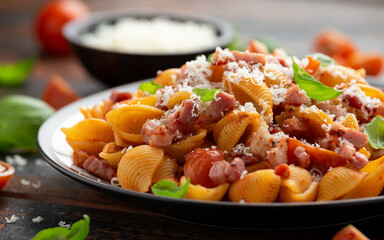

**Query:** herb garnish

left=365, top=115, right=384, bottom=149
left=138, top=81, right=163, bottom=94
left=192, top=88, right=221, bottom=102
left=0, top=57, right=36, bottom=87
left=308, top=53, right=337, bottom=67
left=151, top=178, right=190, bottom=198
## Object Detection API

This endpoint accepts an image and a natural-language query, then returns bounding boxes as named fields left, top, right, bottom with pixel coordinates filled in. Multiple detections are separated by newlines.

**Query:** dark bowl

left=63, top=9, right=233, bottom=86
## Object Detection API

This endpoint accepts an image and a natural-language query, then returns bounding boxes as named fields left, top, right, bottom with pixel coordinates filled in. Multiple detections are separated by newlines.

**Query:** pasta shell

left=316, top=65, right=367, bottom=87
left=357, top=83, right=384, bottom=103
left=213, top=111, right=262, bottom=152
left=164, top=129, right=207, bottom=165
left=341, top=114, right=359, bottom=131
left=245, top=161, right=270, bottom=173
left=279, top=181, right=319, bottom=202
left=117, top=145, right=164, bottom=192
left=62, top=118, right=114, bottom=142
left=359, top=155, right=384, bottom=174
left=281, top=166, right=312, bottom=194
left=341, top=161, right=384, bottom=199
left=263, top=67, right=291, bottom=88
left=209, top=64, right=225, bottom=83
left=154, top=68, right=179, bottom=86
left=228, top=169, right=281, bottom=203
left=167, top=91, right=192, bottom=109
left=224, top=75, right=273, bottom=123
left=126, top=95, right=157, bottom=106
left=66, top=138, right=107, bottom=156
left=99, top=142, right=126, bottom=168
left=317, top=167, right=366, bottom=201
left=152, top=155, right=181, bottom=184
left=106, top=104, right=164, bottom=144
left=180, top=176, right=230, bottom=201
left=79, top=106, right=93, bottom=119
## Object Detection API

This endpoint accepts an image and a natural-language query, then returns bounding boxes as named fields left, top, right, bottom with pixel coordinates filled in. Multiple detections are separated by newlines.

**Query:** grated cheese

left=5, top=215, right=20, bottom=224
left=6, top=154, right=27, bottom=166
left=32, top=216, right=44, bottom=223
left=58, top=221, right=71, bottom=229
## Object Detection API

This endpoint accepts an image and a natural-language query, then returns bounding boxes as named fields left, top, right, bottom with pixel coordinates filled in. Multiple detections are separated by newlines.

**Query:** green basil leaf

left=207, top=53, right=214, bottom=62
left=0, top=95, right=54, bottom=153
left=292, top=60, right=343, bottom=101
left=32, top=214, right=90, bottom=240
left=138, top=81, right=162, bottom=94
left=364, top=115, right=384, bottom=149
left=192, top=88, right=221, bottom=102
left=308, top=53, right=337, bottom=67
left=254, top=36, right=286, bottom=54
left=151, top=178, right=190, bottom=198
left=0, top=57, right=36, bottom=87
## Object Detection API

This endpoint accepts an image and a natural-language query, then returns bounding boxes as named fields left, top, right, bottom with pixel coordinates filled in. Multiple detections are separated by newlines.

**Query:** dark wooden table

left=1, top=0, right=384, bottom=239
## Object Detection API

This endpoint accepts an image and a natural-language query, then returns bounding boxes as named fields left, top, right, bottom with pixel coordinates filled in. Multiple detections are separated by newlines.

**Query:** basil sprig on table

left=192, top=88, right=221, bottom=102
left=138, top=80, right=163, bottom=94
left=292, top=60, right=343, bottom=101
left=365, top=116, right=384, bottom=149
left=0, top=57, right=36, bottom=87
left=308, top=53, right=337, bottom=67
left=151, top=178, right=190, bottom=198
left=33, top=215, right=90, bottom=240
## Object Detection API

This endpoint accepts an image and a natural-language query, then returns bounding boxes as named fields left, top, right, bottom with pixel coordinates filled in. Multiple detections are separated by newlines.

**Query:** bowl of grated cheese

left=63, top=8, right=233, bottom=86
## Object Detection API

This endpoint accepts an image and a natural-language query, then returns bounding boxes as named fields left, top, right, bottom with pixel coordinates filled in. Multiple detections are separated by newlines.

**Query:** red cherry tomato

left=0, top=161, right=15, bottom=191
left=35, top=0, right=89, bottom=55
left=183, top=148, right=224, bottom=188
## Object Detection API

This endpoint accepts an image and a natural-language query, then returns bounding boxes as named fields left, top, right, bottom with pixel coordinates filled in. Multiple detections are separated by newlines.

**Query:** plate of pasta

left=38, top=45, right=384, bottom=229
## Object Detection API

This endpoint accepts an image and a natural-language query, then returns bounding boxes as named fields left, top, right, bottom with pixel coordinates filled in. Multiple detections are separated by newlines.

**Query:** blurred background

left=0, top=0, right=383, bottom=97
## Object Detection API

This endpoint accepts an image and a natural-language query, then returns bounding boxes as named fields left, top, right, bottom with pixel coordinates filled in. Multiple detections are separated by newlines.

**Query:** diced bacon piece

left=246, top=40, right=269, bottom=55
left=329, top=122, right=367, bottom=150
left=208, top=158, right=245, bottom=185
left=339, top=141, right=368, bottom=169
left=211, top=49, right=266, bottom=65
left=73, top=149, right=90, bottom=167
left=42, top=75, right=80, bottom=110
left=351, top=152, right=369, bottom=169
left=317, top=103, right=344, bottom=119
left=343, top=94, right=363, bottom=109
left=248, top=124, right=273, bottom=160
left=141, top=120, right=174, bottom=147
left=168, top=99, right=199, bottom=135
left=293, top=146, right=310, bottom=168
left=197, top=91, right=236, bottom=125
left=110, top=91, right=132, bottom=103
left=280, top=118, right=310, bottom=138
left=274, top=164, right=290, bottom=179
left=265, top=140, right=288, bottom=168
left=83, top=156, right=116, bottom=182
left=283, top=85, right=308, bottom=108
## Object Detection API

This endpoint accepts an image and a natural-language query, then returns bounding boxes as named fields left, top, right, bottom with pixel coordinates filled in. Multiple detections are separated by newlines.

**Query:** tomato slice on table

left=0, top=161, right=15, bottom=191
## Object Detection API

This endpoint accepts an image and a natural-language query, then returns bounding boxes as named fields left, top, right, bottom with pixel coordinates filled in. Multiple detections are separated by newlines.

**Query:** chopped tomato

left=183, top=148, right=224, bottom=188
left=0, top=161, right=15, bottom=191
left=304, top=56, right=321, bottom=75
left=42, top=75, right=80, bottom=110
left=347, top=52, right=384, bottom=76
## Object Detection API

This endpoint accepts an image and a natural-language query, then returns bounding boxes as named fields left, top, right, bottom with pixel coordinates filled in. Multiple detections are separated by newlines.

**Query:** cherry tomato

left=0, top=161, right=15, bottom=191
left=183, top=148, right=224, bottom=188
left=35, top=0, right=89, bottom=55
left=42, top=75, right=80, bottom=110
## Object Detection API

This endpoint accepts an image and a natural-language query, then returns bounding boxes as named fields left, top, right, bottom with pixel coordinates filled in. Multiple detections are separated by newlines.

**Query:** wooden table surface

left=1, top=0, right=384, bottom=239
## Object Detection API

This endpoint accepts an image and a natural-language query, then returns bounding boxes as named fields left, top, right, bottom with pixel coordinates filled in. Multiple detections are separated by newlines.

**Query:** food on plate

left=35, top=0, right=89, bottom=54
left=62, top=45, right=384, bottom=203
left=42, top=75, right=80, bottom=110
left=0, top=161, right=15, bottom=191
left=313, top=28, right=383, bottom=76
left=80, top=17, right=217, bottom=54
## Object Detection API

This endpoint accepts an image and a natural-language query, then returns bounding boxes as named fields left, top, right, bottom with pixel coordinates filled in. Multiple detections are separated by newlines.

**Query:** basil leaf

left=32, top=214, right=90, bottom=240
left=151, top=178, right=190, bottom=198
left=0, top=57, right=36, bottom=87
left=207, top=53, right=214, bottom=62
left=364, top=115, right=384, bottom=149
left=255, top=36, right=286, bottom=54
left=138, top=81, right=162, bottom=94
left=292, top=60, right=343, bottom=101
left=193, top=88, right=221, bottom=102
left=0, top=95, right=54, bottom=153
left=308, top=53, right=337, bottom=67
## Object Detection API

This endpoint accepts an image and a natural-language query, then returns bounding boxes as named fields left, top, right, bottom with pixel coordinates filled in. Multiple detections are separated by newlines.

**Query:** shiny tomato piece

left=304, top=56, right=321, bottom=75
left=0, top=161, right=15, bottom=191
left=35, top=0, right=89, bottom=54
left=183, top=148, right=224, bottom=188
left=42, top=75, right=80, bottom=110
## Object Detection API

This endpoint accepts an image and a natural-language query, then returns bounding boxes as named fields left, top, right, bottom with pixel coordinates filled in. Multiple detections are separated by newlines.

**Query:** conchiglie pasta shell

left=79, top=106, right=93, bottom=119
left=209, top=64, right=225, bottom=83
left=357, top=84, right=384, bottom=103
left=245, top=161, right=270, bottom=173
left=164, top=129, right=207, bottom=165
left=66, top=138, right=107, bottom=156
left=154, top=68, right=179, bottom=86
left=213, top=111, right=262, bottom=152
left=167, top=91, right=192, bottom=109
left=91, top=100, right=114, bottom=119
left=228, top=169, right=281, bottom=203
left=281, top=166, right=313, bottom=194
left=125, top=95, right=157, bottom=106
left=113, top=133, right=133, bottom=148
left=117, top=145, right=164, bottom=192
left=341, top=115, right=359, bottom=131
left=180, top=176, right=230, bottom=201
left=317, top=167, right=366, bottom=201
left=358, top=147, right=371, bottom=159
left=99, top=142, right=125, bottom=168
left=106, top=104, right=164, bottom=144
left=341, top=161, right=384, bottom=199
left=152, top=156, right=181, bottom=184
left=316, top=65, right=367, bottom=87
left=263, top=67, right=291, bottom=88
left=62, top=118, right=114, bottom=142
left=360, top=155, right=384, bottom=174
left=224, top=75, right=273, bottom=123
left=279, top=181, right=319, bottom=202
